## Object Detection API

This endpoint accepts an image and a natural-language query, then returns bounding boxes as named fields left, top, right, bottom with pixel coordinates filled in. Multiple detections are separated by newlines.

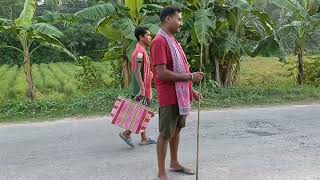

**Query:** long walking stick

left=196, top=1, right=205, bottom=179
left=196, top=6, right=205, bottom=180
left=196, top=43, right=203, bottom=180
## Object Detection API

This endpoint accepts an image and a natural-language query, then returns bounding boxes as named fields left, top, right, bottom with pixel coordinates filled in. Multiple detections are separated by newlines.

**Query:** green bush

left=286, top=55, right=320, bottom=86
left=102, top=44, right=122, bottom=87
left=304, top=56, right=320, bottom=86
left=75, top=56, right=108, bottom=91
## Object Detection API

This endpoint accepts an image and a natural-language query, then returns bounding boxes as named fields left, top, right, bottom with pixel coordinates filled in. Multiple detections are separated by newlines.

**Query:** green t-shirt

left=129, top=57, right=144, bottom=97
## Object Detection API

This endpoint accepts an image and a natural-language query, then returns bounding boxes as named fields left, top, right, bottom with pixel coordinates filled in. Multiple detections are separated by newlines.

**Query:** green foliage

left=75, top=3, right=115, bottom=21
left=125, top=0, right=143, bottom=21
left=102, top=43, right=122, bottom=86
left=14, top=0, right=36, bottom=27
left=0, top=62, right=109, bottom=101
left=200, top=84, right=320, bottom=109
left=175, top=0, right=276, bottom=86
left=239, top=56, right=290, bottom=87
left=0, top=88, right=127, bottom=122
left=0, top=65, right=19, bottom=101
left=48, top=63, right=77, bottom=96
left=286, top=55, right=320, bottom=86
left=0, top=23, right=108, bottom=65
left=75, top=56, right=108, bottom=91
left=0, top=0, right=23, bottom=19
left=1, top=83, right=319, bottom=122
left=0, top=56, right=319, bottom=122
left=10, top=68, right=27, bottom=100
left=304, top=56, right=320, bottom=85
left=60, top=23, right=107, bottom=60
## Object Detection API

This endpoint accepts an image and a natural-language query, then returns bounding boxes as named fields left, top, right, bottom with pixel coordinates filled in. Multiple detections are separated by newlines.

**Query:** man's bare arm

left=134, top=61, right=145, bottom=94
left=155, top=64, right=191, bottom=82
left=155, top=65, right=204, bottom=83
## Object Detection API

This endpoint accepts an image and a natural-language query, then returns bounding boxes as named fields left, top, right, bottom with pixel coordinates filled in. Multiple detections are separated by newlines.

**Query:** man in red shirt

left=151, top=6, right=204, bottom=180
left=119, top=27, right=156, bottom=147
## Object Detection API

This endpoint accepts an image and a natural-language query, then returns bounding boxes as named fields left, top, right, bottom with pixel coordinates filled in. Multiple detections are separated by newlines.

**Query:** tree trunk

left=213, top=57, right=222, bottom=87
left=23, top=49, right=35, bottom=100
left=231, top=57, right=241, bottom=85
left=224, top=58, right=232, bottom=87
left=121, top=48, right=131, bottom=89
left=20, top=33, right=35, bottom=100
left=297, top=50, right=304, bottom=85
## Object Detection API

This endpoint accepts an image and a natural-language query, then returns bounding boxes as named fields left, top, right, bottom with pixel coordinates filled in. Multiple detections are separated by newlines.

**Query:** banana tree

left=75, top=1, right=160, bottom=88
left=0, top=0, right=75, bottom=100
left=270, top=0, right=320, bottom=85
left=177, top=0, right=274, bottom=87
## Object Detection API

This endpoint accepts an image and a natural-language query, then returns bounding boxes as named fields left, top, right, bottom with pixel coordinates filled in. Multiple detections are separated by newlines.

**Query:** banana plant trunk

left=121, top=47, right=131, bottom=89
left=224, top=58, right=232, bottom=87
left=213, top=57, right=222, bottom=86
left=231, top=57, right=241, bottom=85
left=297, top=48, right=304, bottom=85
left=20, top=34, right=35, bottom=100
left=23, top=52, right=35, bottom=100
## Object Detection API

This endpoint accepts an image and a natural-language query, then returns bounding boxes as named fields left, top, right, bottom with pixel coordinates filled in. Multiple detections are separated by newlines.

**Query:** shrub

left=286, top=55, right=320, bottom=86
left=75, top=56, right=107, bottom=91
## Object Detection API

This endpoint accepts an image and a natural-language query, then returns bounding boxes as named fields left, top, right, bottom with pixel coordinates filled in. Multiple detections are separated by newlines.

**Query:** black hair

left=134, top=26, right=149, bottom=41
left=160, top=5, right=182, bottom=23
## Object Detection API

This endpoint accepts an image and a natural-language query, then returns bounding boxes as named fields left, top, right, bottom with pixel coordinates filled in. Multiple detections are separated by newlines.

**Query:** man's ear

left=165, top=16, right=170, bottom=23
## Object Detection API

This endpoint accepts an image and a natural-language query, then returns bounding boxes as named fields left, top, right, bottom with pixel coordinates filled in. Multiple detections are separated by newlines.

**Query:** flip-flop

left=139, top=138, right=157, bottom=145
left=169, top=167, right=195, bottom=175
left=119, top=132, right=134, bottom=148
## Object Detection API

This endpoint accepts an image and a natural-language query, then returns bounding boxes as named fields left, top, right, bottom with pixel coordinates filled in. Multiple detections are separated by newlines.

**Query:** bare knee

left=172, top=128, right=181, bottom=138
left=158, top=134, right=170, bottom=142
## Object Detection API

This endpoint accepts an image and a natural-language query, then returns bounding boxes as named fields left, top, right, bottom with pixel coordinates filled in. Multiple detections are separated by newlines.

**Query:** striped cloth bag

left=110, top=96, right=153, bottom=134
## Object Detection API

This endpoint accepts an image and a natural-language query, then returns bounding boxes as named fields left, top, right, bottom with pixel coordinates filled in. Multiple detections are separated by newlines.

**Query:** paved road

left=1, top=104, right=320, bottom=180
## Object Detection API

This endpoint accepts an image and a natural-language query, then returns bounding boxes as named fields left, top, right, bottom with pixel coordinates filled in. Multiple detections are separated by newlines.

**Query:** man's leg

left=119, top=130, right=134, bottom=147
left=157, top=134, right=169, bottom=179
left=157, top=106, right=176, bottom=179
left=140, top=99, right=157, bottom=144
left=168, top=117, right=195, bottom=175
left=140, top=132, right=148, bottom=142
left=141, top=99, right=151, bottom=142
left=122, top=130, right=132, bottom=138
left=169, top=128, right=181, bottom=168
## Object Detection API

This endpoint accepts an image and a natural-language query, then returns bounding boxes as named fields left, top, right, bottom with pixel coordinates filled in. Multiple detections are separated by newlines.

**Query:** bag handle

left=133, top=95, right=148, bottom=106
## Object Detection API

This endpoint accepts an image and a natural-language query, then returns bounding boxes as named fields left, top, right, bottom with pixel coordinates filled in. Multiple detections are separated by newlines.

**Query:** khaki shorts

left=159, top=105, right=186, bottom=139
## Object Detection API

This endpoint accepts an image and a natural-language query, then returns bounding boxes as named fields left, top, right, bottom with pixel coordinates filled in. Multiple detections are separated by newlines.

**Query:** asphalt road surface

left=1, top=104, right=320, bottom=180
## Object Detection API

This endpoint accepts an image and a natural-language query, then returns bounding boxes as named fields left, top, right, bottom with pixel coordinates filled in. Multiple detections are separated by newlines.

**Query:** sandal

left=168, top=167, right=195, bottom=175
left=139, top=138, right=157, bottom=145
left=119, top=132, right=134, bottom=148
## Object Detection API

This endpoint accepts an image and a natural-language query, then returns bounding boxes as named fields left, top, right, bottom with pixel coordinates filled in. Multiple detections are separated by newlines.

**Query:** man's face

left=141, top=30, right=152, bottom=46
left=167, top=12, right=183, bottom=34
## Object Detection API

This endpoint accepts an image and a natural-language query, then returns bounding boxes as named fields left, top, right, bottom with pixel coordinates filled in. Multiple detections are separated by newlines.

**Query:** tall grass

left=10, top=67, right=27, bottom=100
left=39, top=63, right=61, bottom=92
left=49, top=63, right=77, bottom=96
left=0, top=65, right=19, bottom=100
left=240, top=56, right=292, bottom=87
left=32, top=64, right=45, bottom=93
